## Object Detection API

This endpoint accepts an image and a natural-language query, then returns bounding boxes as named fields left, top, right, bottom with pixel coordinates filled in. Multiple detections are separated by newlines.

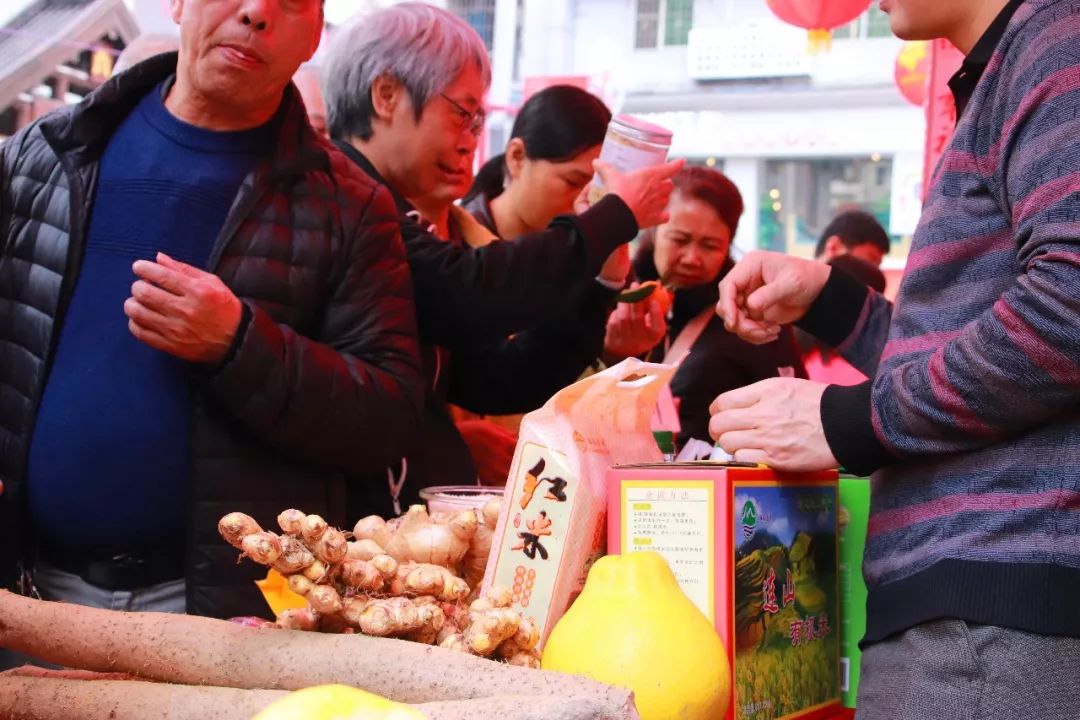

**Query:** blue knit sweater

left=27, top=83, right=268, bottom=559
left=804, top=0, right=1080, bottom=643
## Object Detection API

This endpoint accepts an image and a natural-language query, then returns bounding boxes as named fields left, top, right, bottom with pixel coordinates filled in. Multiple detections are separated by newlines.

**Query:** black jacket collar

left=949, top=0, right=1026, bottom=118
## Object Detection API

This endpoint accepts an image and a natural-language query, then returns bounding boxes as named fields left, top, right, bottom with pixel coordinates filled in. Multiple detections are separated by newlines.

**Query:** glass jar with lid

left=588, top=114, right=674, bottom=204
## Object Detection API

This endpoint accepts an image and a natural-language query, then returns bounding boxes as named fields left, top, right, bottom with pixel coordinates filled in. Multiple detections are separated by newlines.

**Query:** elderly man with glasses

left=323, top=2, right=682, bottom=515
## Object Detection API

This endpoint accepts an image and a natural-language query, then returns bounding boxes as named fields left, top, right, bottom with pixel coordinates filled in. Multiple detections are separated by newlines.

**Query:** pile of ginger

left=218, top=499, right=540, bottom=667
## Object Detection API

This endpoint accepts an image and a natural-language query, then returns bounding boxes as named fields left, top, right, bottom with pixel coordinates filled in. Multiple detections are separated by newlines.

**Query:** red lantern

left=765, top=0, right=874, bottom=51
left=894, top=41, right=931, bottom=107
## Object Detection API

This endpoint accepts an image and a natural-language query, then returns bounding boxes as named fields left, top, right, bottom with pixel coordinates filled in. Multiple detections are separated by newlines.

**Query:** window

left=836, top=2, right=894, bottom=40
left=664, top=0, right=694, bottom=46
left=448, top=0, right=497, bottom=50
left=636, top=0, right=694, bottom=49
left=758, top=157, right=896, bottom=256
left=635, top=0, right=661, bottom=49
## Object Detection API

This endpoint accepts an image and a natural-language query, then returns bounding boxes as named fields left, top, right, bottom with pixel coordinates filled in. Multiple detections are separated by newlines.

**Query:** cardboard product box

left=838, top=476, right=870, bottom=709
left=608, top=463, right=841, bottom=720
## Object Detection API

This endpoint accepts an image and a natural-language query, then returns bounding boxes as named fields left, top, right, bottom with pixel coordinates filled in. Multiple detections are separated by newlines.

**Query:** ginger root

left=346, top=539, right=386, bottom=562
left=219, top=513, right=263, bottom=549
left=463, top=497, right=502, bottom=591
left=376, top=505, right=477, bottom=570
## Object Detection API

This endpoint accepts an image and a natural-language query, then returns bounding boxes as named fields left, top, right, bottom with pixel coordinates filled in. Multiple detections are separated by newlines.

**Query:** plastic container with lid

left=588, top=114, right=674, bottom=204
left=418, top=485, right=504, bottom=516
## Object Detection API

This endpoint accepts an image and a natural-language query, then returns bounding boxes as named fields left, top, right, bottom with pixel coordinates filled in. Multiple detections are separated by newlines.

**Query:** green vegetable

left=616, top=281, right=661, bottom=303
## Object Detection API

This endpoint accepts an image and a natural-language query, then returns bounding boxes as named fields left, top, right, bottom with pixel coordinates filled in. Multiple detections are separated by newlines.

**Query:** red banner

left=922, top=39, right=965, bottom=200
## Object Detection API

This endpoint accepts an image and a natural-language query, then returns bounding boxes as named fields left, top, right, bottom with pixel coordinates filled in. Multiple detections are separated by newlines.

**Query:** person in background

left=813, top=209, right=891, bottom=268
left=0, top=0, right=422, bottom=627
left=708, top=0, right=1080, bottom=716
left=113, top=33, right=180, bottom=75
left=322, top=3, right=681, bottom=511
left=292, top=64, right=327, bottom=136
left=464, top=85, right=669, bottom=362
left=611, top=166, right=806, bottom=447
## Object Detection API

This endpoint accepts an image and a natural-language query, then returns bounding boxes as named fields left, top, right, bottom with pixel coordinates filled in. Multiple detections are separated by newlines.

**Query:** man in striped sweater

left=708, top=0, right=1079, bottom=717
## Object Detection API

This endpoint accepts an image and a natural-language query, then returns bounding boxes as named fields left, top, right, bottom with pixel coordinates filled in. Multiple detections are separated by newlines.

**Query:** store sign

left=688, top=21, right=812, bottom=80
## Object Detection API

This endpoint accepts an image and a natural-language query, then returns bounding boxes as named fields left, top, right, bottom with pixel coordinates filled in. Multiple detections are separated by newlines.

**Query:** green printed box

left=838, top=476, right=870, bottom=708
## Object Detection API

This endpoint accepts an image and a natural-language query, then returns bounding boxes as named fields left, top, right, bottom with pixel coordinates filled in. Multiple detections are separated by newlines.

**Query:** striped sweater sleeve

left=821, top=18, right=1080, bottom=476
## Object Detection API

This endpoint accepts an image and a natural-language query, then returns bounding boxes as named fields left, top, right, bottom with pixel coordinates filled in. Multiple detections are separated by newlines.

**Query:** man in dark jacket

left=322, top=3, right=681, bottom=515
left=0, top=0, right=422, bottom=624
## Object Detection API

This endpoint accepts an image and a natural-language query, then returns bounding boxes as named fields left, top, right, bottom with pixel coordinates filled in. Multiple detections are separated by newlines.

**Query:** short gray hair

left=323, top=2, right=491, bottom=140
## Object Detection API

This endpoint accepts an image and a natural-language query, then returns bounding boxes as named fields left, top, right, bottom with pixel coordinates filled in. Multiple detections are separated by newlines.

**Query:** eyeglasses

left=439, top=93, right=486, bottom=137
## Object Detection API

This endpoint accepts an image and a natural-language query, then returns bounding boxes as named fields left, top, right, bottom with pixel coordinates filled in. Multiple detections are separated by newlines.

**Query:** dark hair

left=814, top=210, right=890, bottom=258
left=464, top=85, right=611, bottom=204
left=672, top=166, right=744, bottom=239
left=634, top=166, right=743, bottom=282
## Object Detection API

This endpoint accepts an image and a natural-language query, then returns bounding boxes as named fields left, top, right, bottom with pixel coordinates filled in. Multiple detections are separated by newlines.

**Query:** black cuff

left=820, top=381, right=895, bottom=476
left=203, top=301, right=253, bottom=377
left=571, top=194, right=639, bottom=273
left=797, top=267, right=870, bottom=347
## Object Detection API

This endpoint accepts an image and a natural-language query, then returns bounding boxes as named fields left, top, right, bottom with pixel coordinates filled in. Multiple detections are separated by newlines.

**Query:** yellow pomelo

left=542, top=552, right=730, bottom=720
left=252, top=684, right=425, bottom=720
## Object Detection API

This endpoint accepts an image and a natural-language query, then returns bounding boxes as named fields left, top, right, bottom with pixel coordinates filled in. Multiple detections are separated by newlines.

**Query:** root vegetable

left=286, top=574, right=314, bottom=597
left=464, top=608, right=520, bottom=657
left=0, top=676, right=287, bottom=720
left=218, top=512, right=262, bottom=549
left=302, top=559, right=330, bottom=583
left=438, top=632, right=469, bottom=653
left=353, top=514, right=386, bottom=541
left=318, top=613, right=354, bottom=634
left=484, top=586, right=513, bottom=609
left=342, top=596, right=371, bottom=627
left=313, top=527, right=348, bottom=564
left=306, top=585, right=343, bottom=616
left=346, top=538, right=387, bottom=561
left=0, top=591, right=639, bottom=715
left=276, top=509, right=306, bottom=536
left=379, top=506, right=477, bottom=569
left=511, top=616, right=540, bottom=651
left=358, top=597, right=422, bottom=637
left=416, top=695, right=621, bottom=720
left=339, top=559, right=386, bottom=592
left=463, top=498, right=501, bottom=590
left=300, top=514, right=328, bottom=542
left=272, top=536, right=315, bottom=574
left=275, top=608, right=319, bottom=631
left=505, top=650, right=542, bottom=669
left=241, top=532, right=282, bottom=565
left=370, top=554, right=399, bottom=579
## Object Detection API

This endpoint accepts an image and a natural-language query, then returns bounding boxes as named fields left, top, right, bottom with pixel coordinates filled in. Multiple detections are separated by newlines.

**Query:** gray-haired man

left=322, top=3, right=681, bottom=513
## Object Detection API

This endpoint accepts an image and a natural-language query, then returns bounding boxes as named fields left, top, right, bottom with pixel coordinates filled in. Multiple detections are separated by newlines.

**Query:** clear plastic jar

left=419, top=485, right=505, bottom=516
left=588, top=114, right=673, bottom=204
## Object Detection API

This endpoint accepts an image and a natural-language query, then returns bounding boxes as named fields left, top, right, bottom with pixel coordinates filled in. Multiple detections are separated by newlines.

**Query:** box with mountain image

left=607, top=464, right=840, bottom=720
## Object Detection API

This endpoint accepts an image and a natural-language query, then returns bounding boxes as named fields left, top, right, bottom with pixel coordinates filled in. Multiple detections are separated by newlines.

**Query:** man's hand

left=708, top=377, right=838, bottom=471
left=125, top=252, right=243, bottom=363
left=595, top=158, right=685, bottom=230
left=716, top=251, right=831, bottom=345
left=604, top=284, right=668, bottom=360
